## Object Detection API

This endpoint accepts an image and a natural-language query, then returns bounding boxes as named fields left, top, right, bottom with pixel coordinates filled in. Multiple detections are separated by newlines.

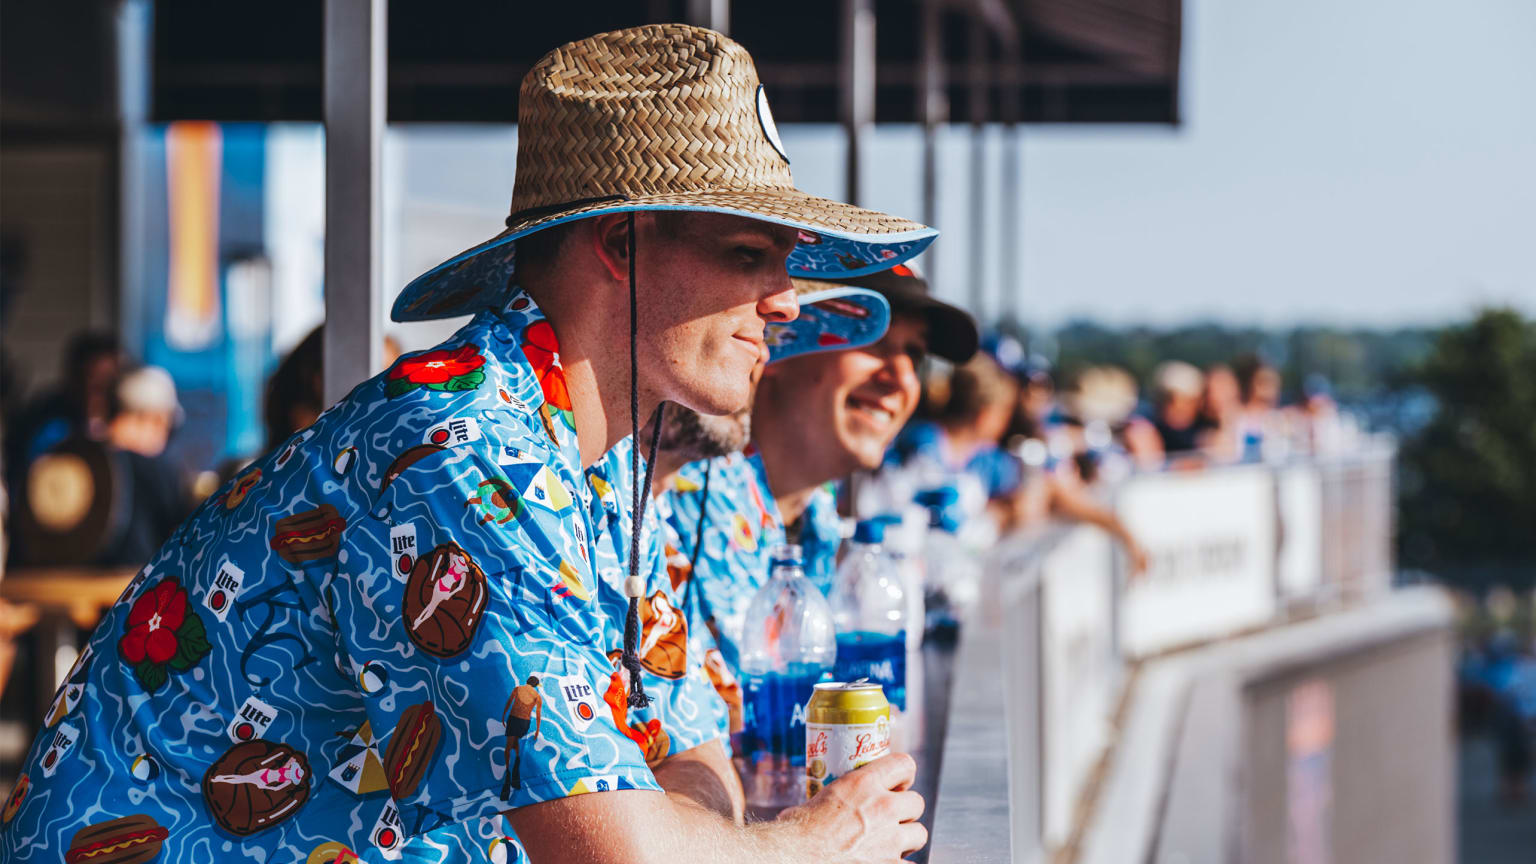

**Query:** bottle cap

left=768, top=543, right=803, bottom=568
left=852, top=519, right=885, bottom=544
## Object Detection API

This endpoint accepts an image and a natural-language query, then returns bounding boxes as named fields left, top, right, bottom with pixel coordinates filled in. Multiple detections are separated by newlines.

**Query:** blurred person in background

left=3, top=331, right=123, bottom=478
left=1197, top=362, right=1242, bottom=460
left=1461, top=630, right=1536, bottom=804
left=1295, top=372, right=1349, bottom=454
left=263, top=325, right=405, bottom=448
left=96, top=366, right=194, bottom=566
left=263, top=325, right=324, bottom=447
left=886, top=352, right=1022, bottom=529
left=1232, top=352, right=1283, bottom=459
left=1057, top=365, right=1160, bottom=479
left=1150, top=360, right=1210, bottom=457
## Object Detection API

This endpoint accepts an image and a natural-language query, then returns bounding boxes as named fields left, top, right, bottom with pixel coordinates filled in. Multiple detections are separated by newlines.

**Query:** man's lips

left=846, top=393, right=903, bottom=428
left=732, top=333, right=765, bottom=356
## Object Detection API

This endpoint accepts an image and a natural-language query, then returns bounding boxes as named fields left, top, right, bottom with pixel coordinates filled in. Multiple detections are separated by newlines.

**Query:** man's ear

left=587, top=213, right=633, bottom=283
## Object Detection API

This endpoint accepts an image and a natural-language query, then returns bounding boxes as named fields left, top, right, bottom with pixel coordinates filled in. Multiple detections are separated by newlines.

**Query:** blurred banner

left=1116, top=465, right=1279, bottom=657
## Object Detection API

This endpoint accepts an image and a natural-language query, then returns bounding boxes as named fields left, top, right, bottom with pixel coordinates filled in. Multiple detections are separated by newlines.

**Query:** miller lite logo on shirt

left=371, top=800, right=404, bottom=859
left=39, top=721, right=80, bottom=778
left=423, top=417, right=481, bottom=449
left=558, top=662, right=600, bottom=733
left=389, top=522, right=418, bottom=579
left=203, top=561, right=245, bottom=623
left=226, top=695, right=278, bottom=742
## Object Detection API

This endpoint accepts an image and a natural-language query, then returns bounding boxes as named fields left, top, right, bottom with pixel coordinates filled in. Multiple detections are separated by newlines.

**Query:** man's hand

left=774, top=753, right=927, bottom=863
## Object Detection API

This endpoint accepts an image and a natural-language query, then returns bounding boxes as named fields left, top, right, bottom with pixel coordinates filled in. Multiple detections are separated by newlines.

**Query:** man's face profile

left=635, top=212, right=799, bottom=418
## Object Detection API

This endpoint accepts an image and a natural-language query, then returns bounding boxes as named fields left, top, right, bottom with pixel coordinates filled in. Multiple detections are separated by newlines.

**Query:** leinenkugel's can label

left=804, top=680, right=890, bottom=799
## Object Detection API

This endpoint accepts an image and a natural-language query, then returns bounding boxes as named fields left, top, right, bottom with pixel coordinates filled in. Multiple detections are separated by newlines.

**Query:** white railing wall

left=931, top=441, right=1399, bottom=864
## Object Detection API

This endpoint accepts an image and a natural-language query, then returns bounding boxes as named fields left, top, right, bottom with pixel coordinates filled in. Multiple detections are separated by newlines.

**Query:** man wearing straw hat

left=8, top=24, right=933, bottom=864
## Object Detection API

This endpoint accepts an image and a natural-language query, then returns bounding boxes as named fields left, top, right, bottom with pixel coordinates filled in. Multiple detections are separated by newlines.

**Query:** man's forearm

left=512, top=788, right=809, bottom=864
left=666, top=794, right=814, bottom=864
left=652, top=738, right=745, bottom=823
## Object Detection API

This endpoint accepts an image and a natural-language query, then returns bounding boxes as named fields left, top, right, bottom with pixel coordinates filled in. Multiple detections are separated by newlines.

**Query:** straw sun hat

left=391, top=23, right=938, bottom=323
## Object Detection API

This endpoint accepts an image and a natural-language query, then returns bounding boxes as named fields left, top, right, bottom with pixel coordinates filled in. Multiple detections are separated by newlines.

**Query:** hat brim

left=390, top=189, right=938, bottom=323
left=887, top=292, right=979, bottom=365
left=766, top=286, right=891, bottom=364
left=802, top=269, right=979, bottom=365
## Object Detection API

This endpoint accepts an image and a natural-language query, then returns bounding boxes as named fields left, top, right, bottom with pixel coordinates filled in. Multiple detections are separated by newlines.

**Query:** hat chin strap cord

left=623, top=211, right=665, bottom=709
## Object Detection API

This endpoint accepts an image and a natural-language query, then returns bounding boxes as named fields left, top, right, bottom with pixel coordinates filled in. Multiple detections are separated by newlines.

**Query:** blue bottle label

left=740, top=669, right=826, bottom=764
left=834, top=631, right=907, bottom=711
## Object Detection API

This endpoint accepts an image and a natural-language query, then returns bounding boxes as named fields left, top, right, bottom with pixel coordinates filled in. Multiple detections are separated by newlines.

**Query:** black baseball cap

left=810, top=263, right=978, bottom=363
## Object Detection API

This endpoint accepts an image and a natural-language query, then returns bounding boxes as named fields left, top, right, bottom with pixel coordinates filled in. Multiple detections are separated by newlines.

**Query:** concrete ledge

left=1077, top=586, right=1455, bottom=864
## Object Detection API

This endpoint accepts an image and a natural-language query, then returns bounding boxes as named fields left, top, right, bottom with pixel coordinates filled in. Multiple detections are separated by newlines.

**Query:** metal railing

left=927, top=440, right=1407, bottom=863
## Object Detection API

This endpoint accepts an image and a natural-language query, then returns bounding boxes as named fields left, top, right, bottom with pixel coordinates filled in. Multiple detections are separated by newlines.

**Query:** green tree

left=1398, top=308, right=1536, bottom=589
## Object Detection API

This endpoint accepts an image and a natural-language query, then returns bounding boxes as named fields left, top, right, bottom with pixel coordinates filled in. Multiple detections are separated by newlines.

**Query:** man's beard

left=651, top=404, right=751, bottom=463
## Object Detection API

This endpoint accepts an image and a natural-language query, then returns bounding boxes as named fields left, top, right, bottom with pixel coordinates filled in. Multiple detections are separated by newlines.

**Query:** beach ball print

left=130, top=754, right=160, bottom=783
left=358, top=662, right=389, bottom=695
left=333, top=447, right=358, bottom=476
left=487, top=836, right=520, bottom=864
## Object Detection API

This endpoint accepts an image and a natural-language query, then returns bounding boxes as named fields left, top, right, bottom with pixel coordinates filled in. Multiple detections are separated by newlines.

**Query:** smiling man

left=664, top=266, right=978, bottom=681
left=7, top=25, right=938, bottom=864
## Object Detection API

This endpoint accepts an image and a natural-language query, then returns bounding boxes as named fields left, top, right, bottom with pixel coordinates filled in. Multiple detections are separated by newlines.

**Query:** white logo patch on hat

left=756, top=85, right=790, bottom=164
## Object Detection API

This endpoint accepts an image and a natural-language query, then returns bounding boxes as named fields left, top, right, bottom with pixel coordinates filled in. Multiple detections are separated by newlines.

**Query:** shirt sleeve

left=329, top=431, right=661, bottom=832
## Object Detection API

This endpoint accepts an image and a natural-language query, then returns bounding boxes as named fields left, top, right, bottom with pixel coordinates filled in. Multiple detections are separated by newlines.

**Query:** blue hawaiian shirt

left=1, top=292, right=690, bottom=864
left=584, top=438, right=731, bottom=755
left=661, top=450, right=843, bottom=676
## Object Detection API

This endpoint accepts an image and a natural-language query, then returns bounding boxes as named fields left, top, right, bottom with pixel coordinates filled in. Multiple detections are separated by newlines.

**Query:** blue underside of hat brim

left=766, top=287, right=891, bottom=365
left=389, top=203, right=938, bottom=323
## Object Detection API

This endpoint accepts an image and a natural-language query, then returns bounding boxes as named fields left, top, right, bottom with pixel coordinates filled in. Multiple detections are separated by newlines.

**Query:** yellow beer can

left=804, top=680, right=891, bottom=799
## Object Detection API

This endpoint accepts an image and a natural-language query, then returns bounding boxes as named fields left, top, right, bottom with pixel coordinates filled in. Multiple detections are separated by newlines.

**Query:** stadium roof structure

left=145, top=0, right=1181, bottom=125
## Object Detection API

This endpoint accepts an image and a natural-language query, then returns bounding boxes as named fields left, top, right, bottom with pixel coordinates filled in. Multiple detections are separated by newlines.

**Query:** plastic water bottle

left=830, top=520, right=908, bottom=714
left=739, top=544, right=837, bottom=809
left=915, top=487, right=961, bottom=628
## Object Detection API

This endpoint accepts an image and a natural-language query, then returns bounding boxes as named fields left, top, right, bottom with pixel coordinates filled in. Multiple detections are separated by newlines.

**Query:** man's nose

left=758, top=278, right=799, bottom=323
left=880, top=351, right=919, bottom=393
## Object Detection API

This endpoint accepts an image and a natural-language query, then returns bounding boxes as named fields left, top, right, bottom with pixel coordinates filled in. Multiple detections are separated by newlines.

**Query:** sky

left=374, top=0, right=1536, bottom=346
left=796, top=0, right=1536, bottom=328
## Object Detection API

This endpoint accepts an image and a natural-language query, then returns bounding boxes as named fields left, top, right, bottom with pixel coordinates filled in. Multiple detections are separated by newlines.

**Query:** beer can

left=804, top=680, right=891, bottom=799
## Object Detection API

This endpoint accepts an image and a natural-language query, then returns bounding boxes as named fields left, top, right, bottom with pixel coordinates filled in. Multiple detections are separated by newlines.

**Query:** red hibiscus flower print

left=520, top=322, right=573, bottom=413
left=521, top=322, right=576, bottom=446
left=118, top=577, right=212, bottom=693
left=387, top=344, right=487, bottom=398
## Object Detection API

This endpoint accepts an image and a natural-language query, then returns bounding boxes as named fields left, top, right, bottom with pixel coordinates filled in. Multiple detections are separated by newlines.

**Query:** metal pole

left=919, top=0, right=946, bottom=282
left=840, top=0, right=876, bottom=206
left=685, top=0, right=730, bottom=33
left=115, top=0, right=152, bottom=352
left=323, top=0, right=385, bottom=406
left=967, top=17, right=989, bottom=320
left=999, top=45, right=1023, bottom=331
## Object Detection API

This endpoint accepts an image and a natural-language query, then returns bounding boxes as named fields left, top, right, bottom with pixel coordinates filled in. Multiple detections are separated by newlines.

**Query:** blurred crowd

left=856, top=335, right=1367, bottom=580
left=0, top=326, right=401, bottom=574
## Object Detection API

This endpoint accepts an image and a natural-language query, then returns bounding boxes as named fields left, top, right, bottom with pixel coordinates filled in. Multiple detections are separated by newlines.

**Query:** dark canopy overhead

left=143, top=0, right=1179, bottom=125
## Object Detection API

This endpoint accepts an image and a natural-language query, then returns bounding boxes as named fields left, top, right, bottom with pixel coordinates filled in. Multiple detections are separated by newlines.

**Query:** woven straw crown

left=512, top=25, right=793, bottom=215
left=391, top=23, right=938, bottom=323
